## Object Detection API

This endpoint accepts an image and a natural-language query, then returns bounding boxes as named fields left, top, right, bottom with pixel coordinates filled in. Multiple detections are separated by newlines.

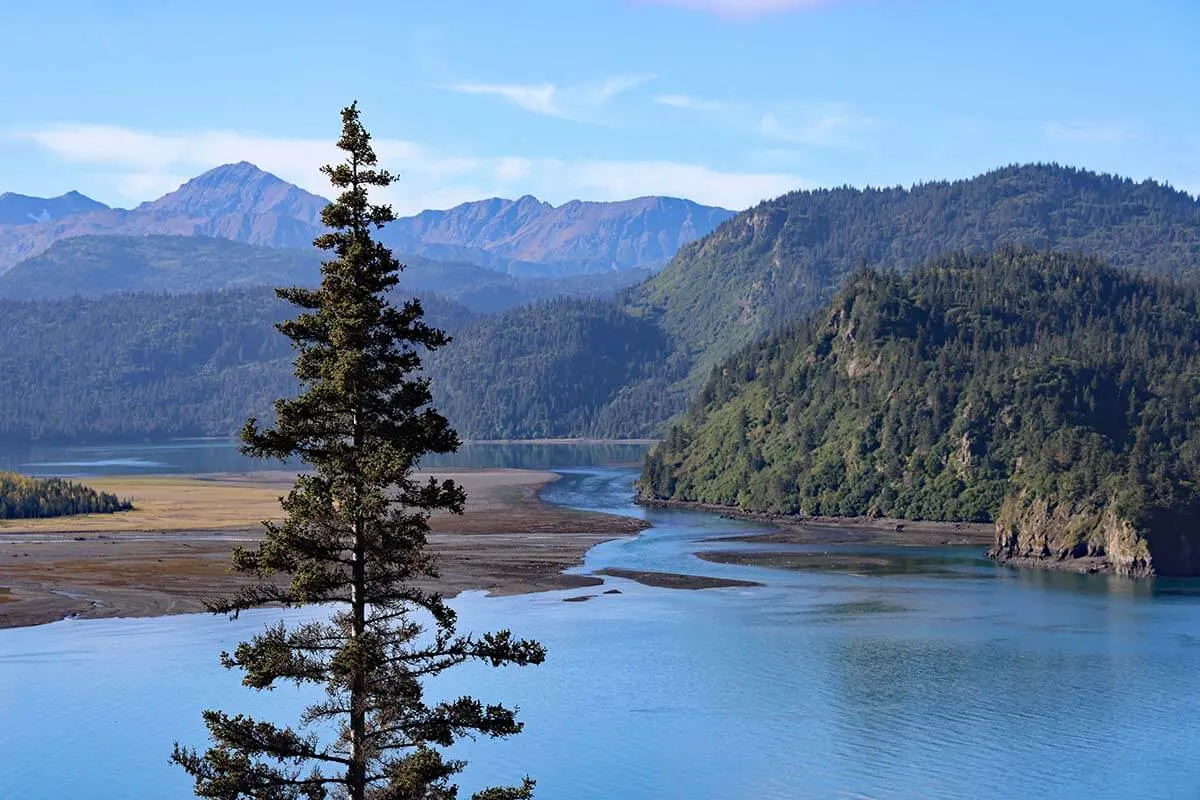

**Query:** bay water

left=2, top=443, right=1200, bottom=798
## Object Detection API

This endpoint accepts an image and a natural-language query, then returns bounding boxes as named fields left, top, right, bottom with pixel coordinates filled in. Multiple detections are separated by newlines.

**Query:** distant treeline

left=0, top=290, right=674, bottom=442
left=0, top=288, right=469, bottom=443
left=0, top=472, right=131, bottom=519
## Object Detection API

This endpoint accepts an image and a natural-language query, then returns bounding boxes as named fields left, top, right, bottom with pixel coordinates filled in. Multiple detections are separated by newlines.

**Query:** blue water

left=4, top=459, right=1200, bottom=798
left=0, top=438, right=650, bottom=477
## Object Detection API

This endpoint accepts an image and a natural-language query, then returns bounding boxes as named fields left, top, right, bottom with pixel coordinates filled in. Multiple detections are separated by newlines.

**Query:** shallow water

left=3, top=454, right=1200, bottom=798
left=0, top=438, right=649, bottom=477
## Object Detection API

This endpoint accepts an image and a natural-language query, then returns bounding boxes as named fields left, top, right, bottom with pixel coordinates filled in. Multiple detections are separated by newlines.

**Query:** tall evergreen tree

left=172, top=103, right=544, bottom=800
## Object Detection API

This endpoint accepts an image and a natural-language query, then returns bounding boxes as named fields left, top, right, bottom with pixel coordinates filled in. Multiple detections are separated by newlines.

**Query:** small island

left=641, top=248, right=1200, bottom=577
left=0, top=471, right=132, bottom=520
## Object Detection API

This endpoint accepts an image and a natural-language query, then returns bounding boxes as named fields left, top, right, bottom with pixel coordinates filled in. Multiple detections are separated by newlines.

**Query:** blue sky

left=1, top=0, right=1196, bottom=213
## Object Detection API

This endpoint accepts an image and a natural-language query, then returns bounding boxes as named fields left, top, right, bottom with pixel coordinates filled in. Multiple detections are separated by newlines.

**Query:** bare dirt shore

left=640, top=498, right=994, bottom=547
left=0, top=469, right=648, bottom=630
left=640, top=498, right=995, bottom=573
left=593, top=567, right=762, bottom=590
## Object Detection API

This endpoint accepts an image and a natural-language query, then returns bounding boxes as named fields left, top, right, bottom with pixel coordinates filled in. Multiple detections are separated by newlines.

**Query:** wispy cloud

left=638, top=0, right=855, bottom=18
left=448, top=74, right=653, bottom=122
left=13, top=124, right=804, bottom=212
left=1045, top=121, right=1139, bottom=143
left=655, top=94, right=731, bottom=113
left=758, top=103, right=878, bottom=147
left=654, top=92, right=877, bottom=149
left=566, top=159, right=808, bottom=207
left=450, top=83, right=559, bottom=116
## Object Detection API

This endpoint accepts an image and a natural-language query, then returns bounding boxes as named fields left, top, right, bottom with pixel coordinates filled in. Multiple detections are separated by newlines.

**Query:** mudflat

left=594, top=567, right=762, bottom=590
left=0, top=469, right=647, bottom=629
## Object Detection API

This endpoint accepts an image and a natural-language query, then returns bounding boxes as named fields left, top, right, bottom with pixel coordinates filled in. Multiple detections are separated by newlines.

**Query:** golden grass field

left=0, top=469, right=650, bottom=628
left=0, top=476, right=286, bottom=533
left=0, top=469, right=571, bottom=534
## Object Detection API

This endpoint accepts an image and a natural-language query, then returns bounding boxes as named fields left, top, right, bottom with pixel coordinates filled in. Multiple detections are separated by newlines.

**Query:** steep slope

left=0, top=163, right=330, bottom=269
left=641, top=249, right=1200, bottom=576
left=123, top=161, right=328, bottom=246
left=0, top=191, right=108, bottom=225
left=425, top=298, right=683, bottom=439
left=381, top=194, right=734, bottom=275
left=632, top=164, right=1200, bottom=375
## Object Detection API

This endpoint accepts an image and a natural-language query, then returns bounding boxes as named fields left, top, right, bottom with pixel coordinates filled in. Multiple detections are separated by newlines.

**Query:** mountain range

left=2, top=162, right=1199, bottom=447
left=0, top=190, right=108, bottom=226
left=0, top=163, right=732, bottom=276
left=0, top=234, right=651, bottom=313
left=380, top=194, right=734, bottom=276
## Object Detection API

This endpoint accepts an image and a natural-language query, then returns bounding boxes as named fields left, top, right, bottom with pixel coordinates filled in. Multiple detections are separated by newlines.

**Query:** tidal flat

left=0, top=468, right=647, bottom=628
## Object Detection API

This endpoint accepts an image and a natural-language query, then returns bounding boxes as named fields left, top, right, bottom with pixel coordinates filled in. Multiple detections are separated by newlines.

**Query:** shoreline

left=638, top=496, right=994, bottom=546
left=0, top=468, right=649, bottom=630
left=462, top=438, right=657, bottom=446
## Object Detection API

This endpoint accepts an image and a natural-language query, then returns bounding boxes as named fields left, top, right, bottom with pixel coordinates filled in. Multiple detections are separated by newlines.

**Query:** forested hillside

left=435, top=165, right=1200, bottom=438
left=429, top=298, right=683, bottom=438
left=0, top=289, right=471, bottom=442
left=641, top=250, right=1200, bottom=554
left=632, top=164, right=1200, bottom=376
left=0, top=236, right=324, bottom=298
left=0, top=288, right=672, bottom=442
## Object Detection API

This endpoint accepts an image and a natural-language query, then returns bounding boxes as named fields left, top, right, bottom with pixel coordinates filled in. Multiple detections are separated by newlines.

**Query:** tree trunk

left=349, top=511, right=366, bottom=799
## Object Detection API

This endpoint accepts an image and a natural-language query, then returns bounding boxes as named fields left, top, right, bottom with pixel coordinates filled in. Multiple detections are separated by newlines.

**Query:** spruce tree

left=172, top=103, right=544, bottom=800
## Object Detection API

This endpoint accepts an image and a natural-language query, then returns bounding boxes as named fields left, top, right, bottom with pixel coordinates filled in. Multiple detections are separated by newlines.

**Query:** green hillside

left=641, top=249, right=1200, bottom=574
left=0, top=288, right=472, bottom=442
left=0, top=235, right=323, bottom=298
left=632, top=164, right=1200, bottom=376
left=0, top=288, right=671, bottom=442
left=425, top=297, right=682, bottom=439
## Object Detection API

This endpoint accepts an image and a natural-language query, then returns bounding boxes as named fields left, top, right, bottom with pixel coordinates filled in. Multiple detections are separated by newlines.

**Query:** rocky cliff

left=990, top=490, right=1200, bottom=577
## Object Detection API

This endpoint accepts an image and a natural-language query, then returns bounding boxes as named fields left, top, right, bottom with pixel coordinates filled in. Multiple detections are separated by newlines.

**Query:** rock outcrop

left=989, top=490, right=1200, bottom=577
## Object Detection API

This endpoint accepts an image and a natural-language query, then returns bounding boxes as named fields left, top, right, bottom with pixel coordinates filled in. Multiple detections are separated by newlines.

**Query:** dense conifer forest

left=642, top=249, right=1200, bottom=531
left=0, top=472, right=131, bottom=519
left=0, top=289, right=469, bottom=441
left=631, top=163, right=1200, bottom=375
left=429, top=297, right=683, bottom=438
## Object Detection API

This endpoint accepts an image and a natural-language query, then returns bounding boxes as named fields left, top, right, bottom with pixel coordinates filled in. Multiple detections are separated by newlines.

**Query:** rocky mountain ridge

left=0, top=190, right=109, bottom=226
left=0, top=163, right=731, bottom=276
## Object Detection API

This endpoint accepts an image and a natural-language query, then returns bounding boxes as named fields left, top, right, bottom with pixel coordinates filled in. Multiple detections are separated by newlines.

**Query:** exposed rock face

left=0, top=167, right=733, bottom=277
left=990, top=491, right=1200, bottom=577
left=380, top=194, right=734, bottom=276
left=0, top=190, right=109, bottom=225
left=0, top=163, right=329, bottom=270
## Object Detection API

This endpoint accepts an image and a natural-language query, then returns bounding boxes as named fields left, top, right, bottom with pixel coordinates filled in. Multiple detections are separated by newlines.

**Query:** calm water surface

left=2, top=445, right=1200, bottom=799
left=0, top=438, right=650, bottom=475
